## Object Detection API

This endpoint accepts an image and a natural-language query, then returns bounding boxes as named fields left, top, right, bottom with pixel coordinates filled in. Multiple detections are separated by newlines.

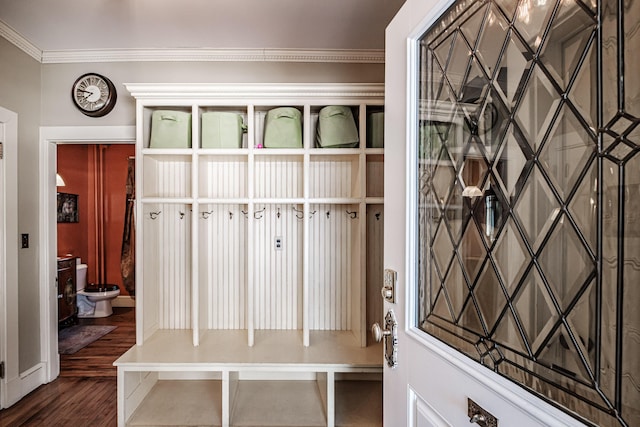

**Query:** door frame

left=38, top=125, right=135, bottom=382
left=0, top=106, right=18, bottom=409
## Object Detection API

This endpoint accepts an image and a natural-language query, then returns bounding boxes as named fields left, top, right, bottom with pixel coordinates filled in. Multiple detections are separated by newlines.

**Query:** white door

left=382, top=1, right=599, bottom=426
left=0, top=107, right=19, bottom=409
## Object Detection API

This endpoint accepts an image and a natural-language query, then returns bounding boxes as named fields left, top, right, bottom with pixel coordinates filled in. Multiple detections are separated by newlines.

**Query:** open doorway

left=40, top=126, right=135, bottom=382
left=55, top=143, right=136, bottom=371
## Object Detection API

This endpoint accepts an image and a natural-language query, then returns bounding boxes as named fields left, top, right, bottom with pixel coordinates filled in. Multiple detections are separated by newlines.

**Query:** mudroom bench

left=115, top=330, right=382, bottom=427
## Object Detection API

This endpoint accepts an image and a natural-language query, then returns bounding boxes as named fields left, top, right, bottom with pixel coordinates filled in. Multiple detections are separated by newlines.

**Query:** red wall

left=57, top=144, right=135, bottom=296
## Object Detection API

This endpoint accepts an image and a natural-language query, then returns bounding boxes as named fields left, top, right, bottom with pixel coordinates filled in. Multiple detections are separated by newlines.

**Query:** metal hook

left=292, top=206, right=304, bottom=220
left=346, top=210, right=358, bottom=219
left=229, top=211, right=234, bottom=220
left=200, top=210, right=213, bottom=219
left=375, top=212, right=381, bottom=221
left=149, top=211, right=161, bottom=220
left=277, top=207, right=281, bottom=219
left=241, top=210, right=249, bottom=218
left=254, top=207, right=266, bottom=219
left=326, top=211, right=331, bottom=219
left=179, top=211, right=185, bottom=219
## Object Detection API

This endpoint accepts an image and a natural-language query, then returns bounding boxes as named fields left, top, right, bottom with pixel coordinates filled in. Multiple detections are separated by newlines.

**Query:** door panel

left=383, top=1, right=615, bottom=426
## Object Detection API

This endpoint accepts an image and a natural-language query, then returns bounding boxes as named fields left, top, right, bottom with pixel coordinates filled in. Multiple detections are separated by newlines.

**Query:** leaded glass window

left=417, top=0, right=639, bottom=425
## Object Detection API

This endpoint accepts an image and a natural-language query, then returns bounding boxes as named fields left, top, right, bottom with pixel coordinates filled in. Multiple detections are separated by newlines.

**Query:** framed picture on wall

left=57, top=192, right=79, bottom=223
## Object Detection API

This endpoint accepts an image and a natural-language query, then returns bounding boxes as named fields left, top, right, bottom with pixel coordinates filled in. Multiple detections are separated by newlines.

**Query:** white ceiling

left=0, top=0, right=404, bottom=54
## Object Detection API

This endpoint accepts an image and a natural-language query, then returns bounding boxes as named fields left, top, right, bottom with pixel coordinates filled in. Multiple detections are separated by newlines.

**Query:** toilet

left=76, top=260, right=120, bottom=318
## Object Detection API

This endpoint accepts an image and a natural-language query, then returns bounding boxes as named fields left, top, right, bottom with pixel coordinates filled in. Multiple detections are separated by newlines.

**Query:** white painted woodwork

left=384, top=2, right=590, bottom=427
left=117, top=83, right=385, bottom=427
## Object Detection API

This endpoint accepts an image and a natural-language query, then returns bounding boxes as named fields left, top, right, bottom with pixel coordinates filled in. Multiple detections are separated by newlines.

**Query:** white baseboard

left=4, top=363, right=46, bottom=408
left=112, top=295, right=136, bottom=307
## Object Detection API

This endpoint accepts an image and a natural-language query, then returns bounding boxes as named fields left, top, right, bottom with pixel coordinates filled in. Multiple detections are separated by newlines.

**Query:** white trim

left=0, top=21, right=385, bottom=66
left=39, top=126, right=136, bottom=383
left=0, top=106, right=18, bottom=409
left=41, top=48, right=385, bottom=64
left=0, top=20, right=41, bottom=62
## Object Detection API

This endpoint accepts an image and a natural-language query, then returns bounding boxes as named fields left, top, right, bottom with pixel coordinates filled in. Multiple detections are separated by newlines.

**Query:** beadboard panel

left=198, top=156, right=248, bottom=199
left=198, top=204, right=248, bottom=330
left=366, top=205, right=384, bottom=342
left=309, top=156, right=360, bottom=199
left=366, top=155, right=384, bottom=198
left=143, top=155, right=192, bottom=199
left=143, top=203, right=192, bottom=330
left=254, top=156, right=304, bottom=199
left=308, top=204, right=359, bottom=331
left=253, top=204, right=303, bottom=330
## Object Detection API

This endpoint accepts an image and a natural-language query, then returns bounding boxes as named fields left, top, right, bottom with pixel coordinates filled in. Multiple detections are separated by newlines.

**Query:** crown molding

left=0, top=19, right=385, bottom=65
left=41, top=48, right=385, bottom=64
left=0, top=20, right=42, bottom=62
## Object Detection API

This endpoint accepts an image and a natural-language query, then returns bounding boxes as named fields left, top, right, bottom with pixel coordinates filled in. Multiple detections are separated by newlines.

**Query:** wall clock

left=71, top=73, right=117, bottom=117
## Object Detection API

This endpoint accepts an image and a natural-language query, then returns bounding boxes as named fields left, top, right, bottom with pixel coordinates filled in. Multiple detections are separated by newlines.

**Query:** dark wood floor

left=0, top=307, right=135, bottom=427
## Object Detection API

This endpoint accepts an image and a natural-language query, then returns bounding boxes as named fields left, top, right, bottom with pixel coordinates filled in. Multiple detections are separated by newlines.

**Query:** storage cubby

left=198, top=155, right=248, bottom=200
left=253, top=155, right=304, bottom=199
left=118, top=83, right=385, bottom=427
left=143, top=106, right=193, bottom=149
left=142, top=154, right=192, bottom=199
left=198, top=106, right=249, bottom=149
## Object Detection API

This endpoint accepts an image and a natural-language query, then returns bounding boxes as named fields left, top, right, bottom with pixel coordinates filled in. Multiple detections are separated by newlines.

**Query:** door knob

left=371, top=322, right=391, bottom=342
left=372, top=310, right=398, bottom=368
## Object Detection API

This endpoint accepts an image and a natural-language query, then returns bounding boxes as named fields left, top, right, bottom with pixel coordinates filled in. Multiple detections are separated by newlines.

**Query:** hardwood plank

left=0, top=307, right=135, bottom=426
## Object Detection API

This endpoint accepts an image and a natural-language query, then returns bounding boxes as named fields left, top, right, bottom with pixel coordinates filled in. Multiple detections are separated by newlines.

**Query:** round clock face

left=71, top=73, right=117, bottom=117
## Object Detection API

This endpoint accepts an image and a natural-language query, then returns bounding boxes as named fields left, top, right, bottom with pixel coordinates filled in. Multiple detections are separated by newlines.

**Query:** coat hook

left=241, top=210, right=248, bottom=218
left=149, top=211, right=161, bottom=220
left=375, top=212, right=381, bottom=221
left=254, top=207, right=266, bottom=219
left=229, top=211, right=234, bottom=220
left=277, top=207, right=281, bottom=219
left=326, top=211, right=331, bottom=219
left=310, top=210, right=317, bottom=218
left=201, top=210, right=213, bottom=219
left=346, top=210, right=358, bottom=219
left=179, top=211, right=185, bottom=219
left=292, top=206, right=304, bottom=220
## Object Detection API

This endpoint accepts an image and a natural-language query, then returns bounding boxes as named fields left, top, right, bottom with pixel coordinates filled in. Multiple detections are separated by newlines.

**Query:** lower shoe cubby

left=118, top=369, right=381, bottom=427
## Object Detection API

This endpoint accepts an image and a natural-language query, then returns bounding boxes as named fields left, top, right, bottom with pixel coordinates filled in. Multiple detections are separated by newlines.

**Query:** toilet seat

left=83, top=284, right=119, bottom=293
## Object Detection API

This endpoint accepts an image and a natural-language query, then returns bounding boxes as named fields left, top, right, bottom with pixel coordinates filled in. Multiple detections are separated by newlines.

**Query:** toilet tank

left=76, top=264, right=88, bottom=291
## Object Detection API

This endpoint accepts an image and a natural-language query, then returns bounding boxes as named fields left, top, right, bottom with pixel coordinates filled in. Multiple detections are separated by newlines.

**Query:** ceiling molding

left=40, top=48, right=385, bottom=64
left=0, top=18, right=385, bottom=65
left=0, top=19, right=42, bottom=62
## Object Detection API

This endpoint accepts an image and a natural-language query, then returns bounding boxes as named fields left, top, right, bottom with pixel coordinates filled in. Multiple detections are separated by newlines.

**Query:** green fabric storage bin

left=263, top=107, right=303, bottom=148
left=367, top=112, right=384, bottom=148
left=201, top=112, right=247, bottom=148
left=316, top=105, right=359, bottom=148
left=149, top=110, right=192, bottom=148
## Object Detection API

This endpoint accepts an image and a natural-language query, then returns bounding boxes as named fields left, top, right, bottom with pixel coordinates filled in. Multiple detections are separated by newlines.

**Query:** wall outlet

left=21, top=233, right=29, bottom=248
left=275, top=236, right=283, bottom=251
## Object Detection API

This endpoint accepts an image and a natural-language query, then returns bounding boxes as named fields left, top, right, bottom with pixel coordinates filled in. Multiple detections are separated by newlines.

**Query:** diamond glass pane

left=568, top=42, right=597, bottom=130
left=514, top=165, right=561, bottom=250
left=538, top=216, right=594, bottom=311
left=568, top=163, right=597, bottom=252
left=515, top=65, right=561, bottom=151
left=494, top=124, right=534, bottom=200
left=445, top=179, right=470, bottom=242
left=493, top=217, right=530, bottom=295
left=458, top=220, right=487, bottom=283
left=492, top=306, right=528, bottom=354
left=472, top=261, right=508, bottom=332
left=433, top=222, right=455, bottom=276
left=513, top=0, right=556, bottom=52
left=494, top=31, right=534, bottom=110
left=432, top=148, right=456, bottom=206
left=539, top=0, right=596, bottom=90
left=474, top=176, right=509, bottom=246
left=602, top=0, right=619, bottom=123
left=444, top=258, right=470, bottom=319
left=627, top=124, right=640, bottom=146
left=447, top=32, right=473, bottom=97
left=460, top=298, right=485, bottom=336
left=460, top=5, right=487, bottom=49
left=539, top=104, right=596, bottom=200
left=566, top=280, right=597, bottom=380
left=494, top=0, right=518, bottom=22
left=513, top=266, right=557, bottom=353
left=608, top=115, right=635, bottom=136
left=434, top=33, right=455, bottom=75
left=478, top=92, right=510, bottom=161
left=476, top=4, right=510, bottom=78
left=459, top=140, right=489, bottom=189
